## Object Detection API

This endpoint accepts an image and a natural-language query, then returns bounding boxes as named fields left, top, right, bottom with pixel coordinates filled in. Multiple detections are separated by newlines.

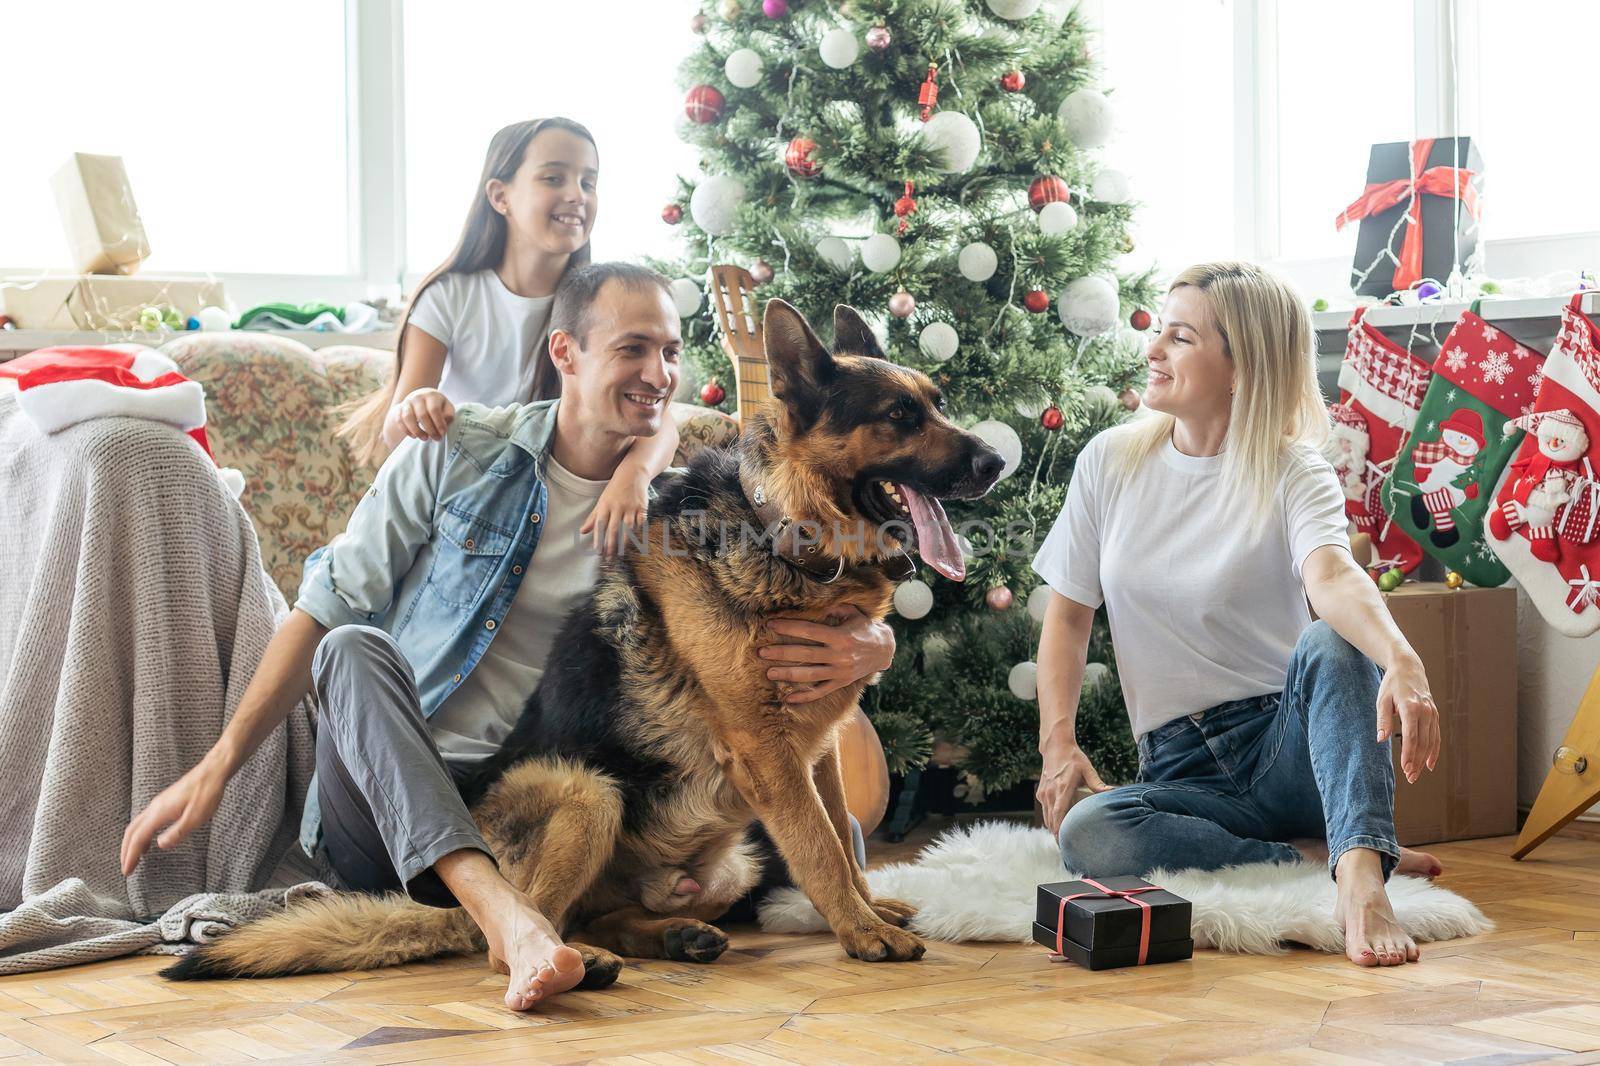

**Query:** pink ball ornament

left=1119, top=387, right=1142, bottom=411
left=690, top=12, right=709, bottom=33
left=750, top=259, right=774, bottom=284
left=889, top=290, right=916, bottom=318
left=986, top=586, right=1014, bottom=611
left=866, top=25, right=891, bottom=51
left=762, top=0, right=787, bottom=16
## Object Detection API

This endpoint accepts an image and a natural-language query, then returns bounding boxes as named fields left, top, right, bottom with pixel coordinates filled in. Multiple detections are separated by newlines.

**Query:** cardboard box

left=51, top=153, right=151, bottom=276
left=0, top=275, right=225, bottom=331
left=1383, top=582, right=1517, bottom=845
left=1346, top=138, right=1483, bottom=297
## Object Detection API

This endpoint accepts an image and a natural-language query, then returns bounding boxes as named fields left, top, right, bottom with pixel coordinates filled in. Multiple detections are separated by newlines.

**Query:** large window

left=402, top=0, right=700, bottom=277
left=2, top=1, right=349, bottom=276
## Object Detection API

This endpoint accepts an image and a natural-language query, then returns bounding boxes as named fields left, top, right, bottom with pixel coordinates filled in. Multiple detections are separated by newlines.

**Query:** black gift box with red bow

left=1033, top=876, right=1194, bottom=971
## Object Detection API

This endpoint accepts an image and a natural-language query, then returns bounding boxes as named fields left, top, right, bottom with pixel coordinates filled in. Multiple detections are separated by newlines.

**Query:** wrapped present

left=0, top=274, right=224, bottom=331
left=51, top=153, right=151, bottom=276
left=1335, top=137, right=1483, bottom=297
left=1032, top=876, right=1193, bottom=971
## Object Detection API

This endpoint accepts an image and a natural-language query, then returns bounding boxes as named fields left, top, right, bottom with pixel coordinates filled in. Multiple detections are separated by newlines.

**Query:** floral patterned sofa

left=160, top=333, right=739, bottom=604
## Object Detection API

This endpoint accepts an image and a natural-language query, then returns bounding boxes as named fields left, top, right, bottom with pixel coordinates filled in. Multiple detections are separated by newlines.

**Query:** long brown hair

left=336, top=117, right=597, bottom=467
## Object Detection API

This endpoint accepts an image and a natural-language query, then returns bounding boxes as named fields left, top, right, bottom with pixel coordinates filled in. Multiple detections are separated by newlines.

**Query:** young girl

left=338, top=117, right=679, bottom=555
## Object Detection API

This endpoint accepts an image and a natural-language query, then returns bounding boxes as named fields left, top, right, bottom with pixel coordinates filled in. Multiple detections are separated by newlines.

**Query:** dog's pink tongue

left=898, top=484, right=965, bottom=581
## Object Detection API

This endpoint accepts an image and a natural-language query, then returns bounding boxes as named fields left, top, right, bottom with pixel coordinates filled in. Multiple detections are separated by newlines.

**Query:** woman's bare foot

left=482, top=894, right=586, bottom=1011
left=1333, top=848, right=1419, bottom=968
left=1395, top=846, right=1442, bottom=879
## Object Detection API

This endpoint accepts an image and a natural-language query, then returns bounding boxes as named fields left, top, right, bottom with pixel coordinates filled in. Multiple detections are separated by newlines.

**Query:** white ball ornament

left=1058, top=276, right=1120, bottom=337
left=689, top=175, right=745, bottom=236
left=971, top=419, right=1023, bottom=480
left=1082, top=661, right=1111, bottom=690
left=1027, top=584, right=1052, bottom=622
left=860, top=233, right=902, bottom=273
left=893, top=579, right=934, bottom=619
left=669, top=278, right=702, bottom=318
left=724, top=48, right=763, bottom=89
left=196, top=306, right=232, bottom=331
left=986, top=0, right=1042, bottom=18
left=957, top=241, right=998, bottom=282
left=1057, top=88, right=1115, bottom=149
left=1008, top=661, right=1039, bottom=701
left=1091, top=168, right=1133, bottom=204
left=1037, top=200, right=1078, bottom=236
left=819, top=27, right=860, bottom=68
left=921, top=111, right=981, bottom=173
left=919, top=321, right=959, bottom=362
left=815, top=236, right=854, bottom=272
left=1083, top=384, right=1118, bottom=409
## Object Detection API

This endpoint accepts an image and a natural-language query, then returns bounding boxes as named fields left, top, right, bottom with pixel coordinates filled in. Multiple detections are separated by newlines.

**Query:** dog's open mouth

left=863, top=479, right=966, bottom=582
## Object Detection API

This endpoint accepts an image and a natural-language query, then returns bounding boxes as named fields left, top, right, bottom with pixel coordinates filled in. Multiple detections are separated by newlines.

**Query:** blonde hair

left=1118, top=260, right=1326, bottom=525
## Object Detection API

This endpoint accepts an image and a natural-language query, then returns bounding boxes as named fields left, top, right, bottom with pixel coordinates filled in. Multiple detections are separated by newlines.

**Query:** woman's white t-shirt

left=1030, top=423, right=1350, bottom=739
left=407, top=269, right=555, bottom=406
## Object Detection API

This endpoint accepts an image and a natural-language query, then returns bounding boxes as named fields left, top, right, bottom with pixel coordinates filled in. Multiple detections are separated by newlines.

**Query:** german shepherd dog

left=164, top=300, right=1003, bottom=986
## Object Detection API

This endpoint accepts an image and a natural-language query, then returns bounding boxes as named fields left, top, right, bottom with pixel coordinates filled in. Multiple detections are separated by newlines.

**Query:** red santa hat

left=1439, top=408, right=1486, bottom=450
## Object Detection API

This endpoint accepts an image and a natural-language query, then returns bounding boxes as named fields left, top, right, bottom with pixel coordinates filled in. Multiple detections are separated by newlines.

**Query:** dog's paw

left=869, top=897, right=918, bottom=927
left=662, top=919, right=729, bottom=963
left=839, top=921, right=926, bottom=962
left=571, top=943, right=624, bottom=990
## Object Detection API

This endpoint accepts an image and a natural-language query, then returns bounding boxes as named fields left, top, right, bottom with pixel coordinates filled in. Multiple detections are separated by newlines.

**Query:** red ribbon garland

left=1053, top=878, right=1158, bottom=965
left=1334, top=138, right=1481, bottom=292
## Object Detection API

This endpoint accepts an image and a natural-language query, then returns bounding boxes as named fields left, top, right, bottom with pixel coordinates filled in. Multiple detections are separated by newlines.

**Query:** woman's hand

left=759, top=604, right=895, bottom=705
left=1377, top=652, right=1441, bottom=784
left=392, top=388, right=456, bottom=441
left=582, top=469, right=651, bottom=557
left=1037, top=743, right=1110, bottom=837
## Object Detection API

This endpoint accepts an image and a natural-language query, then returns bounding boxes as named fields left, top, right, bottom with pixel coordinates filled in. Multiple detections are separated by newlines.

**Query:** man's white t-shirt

left=408, top=269, right=555, bottom=406
left=430, top=455, right=609, bottom=762
left=1031, top=423, right=1350, bottom=739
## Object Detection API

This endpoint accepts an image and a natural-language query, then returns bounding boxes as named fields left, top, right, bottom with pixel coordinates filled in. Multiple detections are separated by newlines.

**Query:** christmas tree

left=656, top=0, right=1156, bottom=796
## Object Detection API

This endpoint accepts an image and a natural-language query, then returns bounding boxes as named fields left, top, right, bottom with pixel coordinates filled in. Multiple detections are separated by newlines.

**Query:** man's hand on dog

left=759, top=604, right=895, bottom=705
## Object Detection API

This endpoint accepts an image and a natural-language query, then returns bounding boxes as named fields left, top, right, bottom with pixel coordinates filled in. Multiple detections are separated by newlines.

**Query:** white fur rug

left=758, top=820, right=1492, bottom=955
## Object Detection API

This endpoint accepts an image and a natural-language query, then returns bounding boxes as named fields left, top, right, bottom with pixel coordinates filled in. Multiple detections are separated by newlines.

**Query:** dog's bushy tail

left=160, top=892, right=482, bottom=981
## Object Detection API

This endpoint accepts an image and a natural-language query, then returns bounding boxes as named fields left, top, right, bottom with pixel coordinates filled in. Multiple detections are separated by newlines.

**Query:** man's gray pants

left=310, top=625, right=867, bottom=912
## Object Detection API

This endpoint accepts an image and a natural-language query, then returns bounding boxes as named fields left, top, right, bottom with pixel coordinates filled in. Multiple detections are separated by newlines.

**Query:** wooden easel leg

left=1513, top=659, right=1600, bottom=860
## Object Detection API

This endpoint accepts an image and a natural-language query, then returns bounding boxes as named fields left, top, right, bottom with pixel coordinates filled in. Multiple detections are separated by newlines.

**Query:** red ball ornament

left=985, top=586, right=1014, bottom=611
left=750, top=259, right=774, bottom=284
left=685, top=84, right=726, bottom=125
left=701, top=380, right=727, bottom=406
left=661, top=203, right=683, bottom=225
left=889, top=290, right=916, bottom=318
left=1000, top=70, right=1026, bottom=93
left=1130, top=308, right=1152, bottom=331
left=785, top=136, right=819, bottom=179
left=1023, top=289, right=1050, bottom=313
left=1028, top=175, right=1071, bottom=212
left=866, top=24, right=891, bottom=51
left=1041, top=406, right=1064, bottom=431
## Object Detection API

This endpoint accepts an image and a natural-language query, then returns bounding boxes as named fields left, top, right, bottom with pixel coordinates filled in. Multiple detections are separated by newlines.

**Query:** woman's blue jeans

left=1058, top=621, right=1399, bottom=881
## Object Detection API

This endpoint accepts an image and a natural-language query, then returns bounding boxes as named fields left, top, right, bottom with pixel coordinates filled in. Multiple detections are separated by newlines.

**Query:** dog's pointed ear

left=833, top=304, right=886, bottom=360
left=764, top=299, right=832, bottom=427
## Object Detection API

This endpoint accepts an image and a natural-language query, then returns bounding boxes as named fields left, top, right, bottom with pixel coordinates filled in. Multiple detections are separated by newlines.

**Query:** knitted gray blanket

left=0, top=396, right=317, bottom=973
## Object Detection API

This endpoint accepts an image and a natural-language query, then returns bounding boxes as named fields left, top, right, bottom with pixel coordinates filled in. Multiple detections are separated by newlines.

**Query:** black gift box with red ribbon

left=1337, top=137, right=1484, bottom=298
left=1032, top=876, right=1193, bottom=971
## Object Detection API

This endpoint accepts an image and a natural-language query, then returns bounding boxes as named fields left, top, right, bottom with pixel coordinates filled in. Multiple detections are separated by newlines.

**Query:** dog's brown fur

left=163, top=300, right=1000, bottom=985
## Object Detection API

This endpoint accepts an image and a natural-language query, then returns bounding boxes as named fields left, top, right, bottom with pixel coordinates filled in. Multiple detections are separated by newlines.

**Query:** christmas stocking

left=1328, top=309, right=1433, bottom=575
left=1381, top=302, right=1545, bottom=586
left=1488, top=293, right=1600, bottom=636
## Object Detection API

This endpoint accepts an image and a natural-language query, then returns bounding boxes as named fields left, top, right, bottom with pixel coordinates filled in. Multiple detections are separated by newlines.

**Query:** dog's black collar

left=737, top=461, right=918, bottom=585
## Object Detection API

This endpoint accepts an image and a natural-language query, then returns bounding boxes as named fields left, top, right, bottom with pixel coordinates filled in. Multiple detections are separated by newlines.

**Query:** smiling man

left=120, top=262, right=895, bottom=1012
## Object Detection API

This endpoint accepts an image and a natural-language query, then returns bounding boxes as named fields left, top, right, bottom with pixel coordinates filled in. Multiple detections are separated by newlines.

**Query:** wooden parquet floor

left=7, top=819, right=1600, bottom=1065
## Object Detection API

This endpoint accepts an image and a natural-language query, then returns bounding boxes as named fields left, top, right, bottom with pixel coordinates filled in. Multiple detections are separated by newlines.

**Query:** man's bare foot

left=1395, top=846, right=1442, bottom=879
left=1333, top=848, right=1419, bottom=968
left=482, top=893, right=585, bottom=1011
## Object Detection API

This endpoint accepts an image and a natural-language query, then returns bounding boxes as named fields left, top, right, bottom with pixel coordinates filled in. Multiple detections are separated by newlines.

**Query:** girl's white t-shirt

left=1030, top=423, right=1350, bottom=739
left=407, top=269, right=556, bottom=406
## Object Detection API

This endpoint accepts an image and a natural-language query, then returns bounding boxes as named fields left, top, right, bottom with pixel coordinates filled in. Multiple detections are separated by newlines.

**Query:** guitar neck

left=731, top=356, right=773, bottom=422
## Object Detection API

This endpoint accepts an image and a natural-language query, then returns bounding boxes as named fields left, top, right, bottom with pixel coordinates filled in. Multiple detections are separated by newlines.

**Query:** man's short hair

left=550, top=261, right=673, bottom=347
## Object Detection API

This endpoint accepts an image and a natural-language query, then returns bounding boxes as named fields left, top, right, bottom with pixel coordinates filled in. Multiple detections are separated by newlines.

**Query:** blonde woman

left=1031, top=261, right=1443, bottom=968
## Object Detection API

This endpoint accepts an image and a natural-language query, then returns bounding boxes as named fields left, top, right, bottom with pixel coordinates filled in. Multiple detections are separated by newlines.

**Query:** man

left=121, top=263, right=894, bottom=1010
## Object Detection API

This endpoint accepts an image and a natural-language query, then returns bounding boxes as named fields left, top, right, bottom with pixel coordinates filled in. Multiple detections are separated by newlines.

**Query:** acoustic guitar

left=707, top=265, right=892, bottom=837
